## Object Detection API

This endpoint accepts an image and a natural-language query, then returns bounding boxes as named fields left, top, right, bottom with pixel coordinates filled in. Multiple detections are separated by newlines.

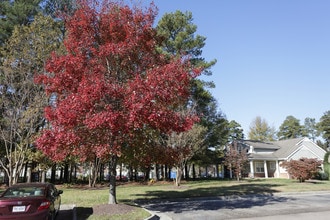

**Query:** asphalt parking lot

left=141, top=191, right=330, bottom=220
left=59, top=192, right=330, bottom=220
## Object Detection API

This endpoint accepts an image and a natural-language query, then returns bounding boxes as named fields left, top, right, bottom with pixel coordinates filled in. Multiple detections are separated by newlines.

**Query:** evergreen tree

left=277, top=115, right=304, bottom=140
left=317, top=111, right=330, bottom=147
left=156, top=10, right=218, bottom=116
left=155, top=10, right=231, bottom=181
left=156, top=10, right=224, bottom=161
left=227, top=120, right=244, bottom=141
left=0, top=0, right=42, bottom=46
left=156, top=10, right=216, bottom=75
left=304, top=117, right=319, bottom=141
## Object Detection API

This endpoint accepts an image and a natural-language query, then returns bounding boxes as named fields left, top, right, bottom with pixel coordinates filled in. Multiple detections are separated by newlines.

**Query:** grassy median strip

left=59, top=178, right=330, bottom=219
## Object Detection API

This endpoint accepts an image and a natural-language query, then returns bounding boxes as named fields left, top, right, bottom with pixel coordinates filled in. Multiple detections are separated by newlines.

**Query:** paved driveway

left=140, top=192, right=330, bottom=220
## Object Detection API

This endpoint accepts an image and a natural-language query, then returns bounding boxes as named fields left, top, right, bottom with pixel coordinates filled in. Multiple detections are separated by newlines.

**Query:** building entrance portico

left=249, top=160, right=281, bottom=178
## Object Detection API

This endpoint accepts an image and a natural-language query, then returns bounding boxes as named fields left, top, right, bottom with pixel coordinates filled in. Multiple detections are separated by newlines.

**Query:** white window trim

left=255, top=162, right=264, bottom=173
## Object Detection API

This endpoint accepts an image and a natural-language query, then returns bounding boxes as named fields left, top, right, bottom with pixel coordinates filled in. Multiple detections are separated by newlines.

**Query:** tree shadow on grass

left=134, top=183, right=283, bottom=201
left=133, top=183, right=293, bottom=213
left=139, top=194, right=290, bottom=214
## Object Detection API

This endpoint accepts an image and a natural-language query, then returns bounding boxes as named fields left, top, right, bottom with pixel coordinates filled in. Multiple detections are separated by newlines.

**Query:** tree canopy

left=156, top=10, right=216, bottom=75
left=155, top=9, right=224, bottom=177
left=0, top=14, right=64, bottom=185
left=156, top=10, right=217, bottom=113
left=281, top=158, right=322, bottom=182
left=248, top=116, right=276, bottom=141
left=35, top=1, right=200, bottom=204
left=227, top=120, right=244, bottom=141
left=223, top=143, right=248, bottom=181
left=317, top=111, right=330, bottom=146
left=304, top=117, right=318, bottom=141
left=277, top=115, right=304, bottom=140
left=0, top=0, right=42, bottom=46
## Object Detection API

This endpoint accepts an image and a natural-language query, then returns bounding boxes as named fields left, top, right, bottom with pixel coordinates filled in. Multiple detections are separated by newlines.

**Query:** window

left=255, top=162, right=264, bottom=173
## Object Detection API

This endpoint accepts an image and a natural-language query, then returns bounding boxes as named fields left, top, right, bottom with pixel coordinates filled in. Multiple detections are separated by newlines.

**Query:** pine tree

left=0, top=0, right=42, bottom=46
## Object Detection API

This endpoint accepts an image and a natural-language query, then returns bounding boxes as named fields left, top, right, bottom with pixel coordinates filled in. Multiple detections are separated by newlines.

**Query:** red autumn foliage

left=280, top=158, right=322, bottom=182
left=223, top=147, right=248, bottom=181
left=35, top=1, right=200, bottom=162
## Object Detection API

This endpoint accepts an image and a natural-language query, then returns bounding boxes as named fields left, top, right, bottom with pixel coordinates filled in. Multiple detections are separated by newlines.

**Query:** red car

left=0, top=183, right=63, bottom=220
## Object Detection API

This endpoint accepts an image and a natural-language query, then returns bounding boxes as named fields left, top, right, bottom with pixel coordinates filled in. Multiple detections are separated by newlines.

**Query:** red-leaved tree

left=35, top=0, right=199, bottom=204
left=223, top=147, right=248, bottom=181
left=280, top=158, right=322, bottom=182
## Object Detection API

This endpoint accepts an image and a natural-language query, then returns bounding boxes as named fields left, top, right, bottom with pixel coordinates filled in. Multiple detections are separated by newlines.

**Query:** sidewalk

left=58, top=204, right=76, bottom=220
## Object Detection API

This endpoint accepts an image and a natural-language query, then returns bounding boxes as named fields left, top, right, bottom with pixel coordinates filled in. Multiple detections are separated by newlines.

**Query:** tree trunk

left=59, top=167, right=63, bottom=182
left=23, top=163, right=28, bottom=182
left=168, top=166, right=171, bottom=180
left=4, top=172, right=9, bottom=186
left=99, top=163, right=104, bottom=182
left=88, top=164, right=92, bottom=187
left=119, top=163, right=122, bottom=181
left=160, top=165, right=164, bottom=180
left=155, top=164, right=159, bottom=180
left=133, top=167, right=137, bottom=181
left=164, top=165, right=168, bottom=181
left=192, top=164, right=196, bottom=180
left=26, top=163, right=32, bottom=183
left=89, top=158, right=101, bottom=187
left=13, top=166, right=19, bottom=185
left=51, top=164, right=56, bottom=183
left=175, top=166, right=183, bottom=187
left=145, top=167, right=150, bottom=181
left=73, top=165, right=77, bottom=182
left=7, top=174, right=12, bottom=187
left=41, top=171, right=46, bottom=183
left=215, top=164, right=219, bottom=178
left=108, top=156, right=117, bottom=204
left=64, top=163, right=69, bottom=183
left=128, top=166, right=132, bottom=182
left=185, top=165, right=189, bottom=180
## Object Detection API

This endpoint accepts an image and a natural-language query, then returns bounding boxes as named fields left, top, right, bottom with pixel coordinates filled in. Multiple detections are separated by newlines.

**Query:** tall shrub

left=281, top=158, right=322, bottom=182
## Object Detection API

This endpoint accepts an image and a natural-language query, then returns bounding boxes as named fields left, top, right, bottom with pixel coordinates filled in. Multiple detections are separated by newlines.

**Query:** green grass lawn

left=59, top=178, right=330, bottom=219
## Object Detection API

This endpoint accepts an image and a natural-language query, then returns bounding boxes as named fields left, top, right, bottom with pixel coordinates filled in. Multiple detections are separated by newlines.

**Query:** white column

left=276, top=160, right=280, bottom=178
left=264, top=160, right=268, bottom=178
left=249, top=161, right=254, bottom=178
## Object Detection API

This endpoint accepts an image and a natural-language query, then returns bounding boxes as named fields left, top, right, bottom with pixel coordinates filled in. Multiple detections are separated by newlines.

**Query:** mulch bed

left=77, top=203, right=139, bottom=219
left=92, top=204, right=138, bottom=216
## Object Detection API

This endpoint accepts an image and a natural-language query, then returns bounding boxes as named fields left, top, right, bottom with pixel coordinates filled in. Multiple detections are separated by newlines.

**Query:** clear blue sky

left=142, top=0, right=330, bottom=136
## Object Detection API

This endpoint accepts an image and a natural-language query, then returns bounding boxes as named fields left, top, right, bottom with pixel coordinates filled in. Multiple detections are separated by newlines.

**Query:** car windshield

left=2, top=186, right=45, bottom=198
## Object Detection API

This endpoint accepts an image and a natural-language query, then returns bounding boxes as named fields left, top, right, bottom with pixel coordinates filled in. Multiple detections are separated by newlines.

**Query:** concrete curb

left=142, top=206, right=173, bottom=220
left=143, top=208, right=160, bottom=220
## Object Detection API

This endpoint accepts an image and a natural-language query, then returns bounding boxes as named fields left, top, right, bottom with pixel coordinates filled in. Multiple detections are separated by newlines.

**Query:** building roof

left=240, top=137, right=326, bottom=161
left=244, top=140, right=280, bottom=150
left=248, top=153, right=278, bottom=160
left=271, top=137, right=304, bottom=159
